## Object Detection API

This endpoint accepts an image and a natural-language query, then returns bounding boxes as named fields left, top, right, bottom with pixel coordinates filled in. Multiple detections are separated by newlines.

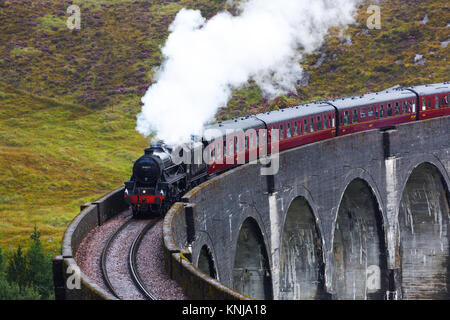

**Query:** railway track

left=101, top=217, right=159, bottom=300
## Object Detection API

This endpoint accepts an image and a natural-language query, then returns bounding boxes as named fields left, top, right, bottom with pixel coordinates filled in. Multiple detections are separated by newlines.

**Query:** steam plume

left=137, top=0, right=361, bottom=144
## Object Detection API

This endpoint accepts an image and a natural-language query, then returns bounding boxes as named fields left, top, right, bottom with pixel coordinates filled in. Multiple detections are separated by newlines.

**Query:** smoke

left=137, top=0, right=361, bottom=144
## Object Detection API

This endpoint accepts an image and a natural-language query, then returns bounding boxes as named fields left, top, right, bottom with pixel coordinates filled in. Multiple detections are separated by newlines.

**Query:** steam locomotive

left=124, top=82, right=450, bottom=217
left=124, top=142, right=209, bottom=217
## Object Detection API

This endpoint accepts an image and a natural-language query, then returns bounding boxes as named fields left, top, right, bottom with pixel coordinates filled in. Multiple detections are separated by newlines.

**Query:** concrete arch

left=279, top=195, right=326, bottom=300
left=331, top=177, right=388, bottom=300
left=192, top=228, right=223, bottom=281
left=232, top=217, right=273, bottom=300
left=398, top=161, right=450, bottom=299
left=197, top=244, right=218, bottom=280
left=230, top=203, right=272, bottom=275
left=326, top=169, right=387, bottom=294
left=396, top=155, right=450, bottom=212
left=333, top=168, right=386, bottom=231
left=280, top=185, right=324, bottom=246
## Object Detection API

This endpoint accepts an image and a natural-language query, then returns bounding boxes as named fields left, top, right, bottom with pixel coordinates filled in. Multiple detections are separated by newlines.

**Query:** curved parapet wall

left=53, top=188, right=128, bottom=300
left=162, top=202, right=250, bottom=300
left=162, top=164, right=271, bottom=299
left=54, top=184, right=250, bottom=300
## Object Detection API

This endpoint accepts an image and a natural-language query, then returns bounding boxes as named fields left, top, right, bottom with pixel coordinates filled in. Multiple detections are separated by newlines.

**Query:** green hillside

left=0, top=86, right=148, bottom=252
left=0, top=0, right=448, bottom=253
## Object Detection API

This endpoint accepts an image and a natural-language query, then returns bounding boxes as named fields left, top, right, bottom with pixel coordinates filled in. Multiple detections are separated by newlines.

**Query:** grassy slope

left=0, top=0, right=448, bottom=253
left=0, top=86, right=148, bottom=252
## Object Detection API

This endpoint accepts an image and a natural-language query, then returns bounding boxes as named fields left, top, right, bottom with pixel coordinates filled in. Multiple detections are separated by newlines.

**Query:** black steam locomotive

left=124, top=142, right=208, bottom=217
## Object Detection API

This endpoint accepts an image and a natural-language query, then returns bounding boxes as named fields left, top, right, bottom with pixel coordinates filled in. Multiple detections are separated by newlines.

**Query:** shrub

left=26, top=227, right=53, bottom=299
left=2, top=227, right=54, bottom=300
left=0, top=276, right=41, bottom=300
left=6, top=246, right=28, bottom=291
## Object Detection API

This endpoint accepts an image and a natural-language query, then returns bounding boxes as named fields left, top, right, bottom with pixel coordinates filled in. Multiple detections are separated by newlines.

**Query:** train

left=124, top=82, right=450, bottom=217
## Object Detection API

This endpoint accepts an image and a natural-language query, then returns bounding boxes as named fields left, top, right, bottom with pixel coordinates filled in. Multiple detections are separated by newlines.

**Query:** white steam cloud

left=137, top=0, right=361, bottom=144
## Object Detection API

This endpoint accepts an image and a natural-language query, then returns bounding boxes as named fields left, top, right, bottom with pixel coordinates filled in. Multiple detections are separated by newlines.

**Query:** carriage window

left=271, top=127, right=278, bottom=142
left=249, top=134, right=254, bottom=148
left=443, top=95, right=449, bottom=106
left=402, top=101, right=408, bottom=114
left=316, top=116, right=322, bottom=131
left=280, top=125, right=284, bottom=140
left=223, top=140, right=226, bottom=156
left=394, top=102, right=400, bottom=115
left=323, top=116, right=328, bottom=129
left=332, top=117, right=335, bottom=128
left=422, top=98, right=426, bottom=110
left=435, top=96, right=439, bottom=108
left=361, top=108, right=366, bottom=118
left=304, top=119, right=308, bottom=133
left=387, top=104, right=392, bottom=116
left=217, top=142, right=221, bottom=158
left=234, top=137, right=239, bottom=153
left=287, top=123, right=292, bottom=138
left=352, top=109, right=358, bottom=123
left=368, top=107, right=374, bottom=117
left=229, top=139, right=234, bottom=155
left=310, top=118, right=315, bottom=132
left=428, top=98, right=431, bottom=108
left=340, top=113, right=343, bottom=125
left=344, top=111, right=350, bottom=125
left=294, top=121, right=298, bottom=135
left=380, top=105, right=385, bottom=118
left=245, top=136, right=249, bottom=150
left=210, top=148, right=215, bottom=161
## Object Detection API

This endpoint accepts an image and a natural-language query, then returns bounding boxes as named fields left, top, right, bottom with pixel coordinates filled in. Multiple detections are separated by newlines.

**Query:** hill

left=0, top=0, right=448, bottom=252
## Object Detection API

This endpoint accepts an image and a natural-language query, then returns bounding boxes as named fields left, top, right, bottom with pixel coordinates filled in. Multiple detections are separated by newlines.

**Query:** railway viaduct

left=168, top=115, right=450, bottom=300
left=57, top=115, right=450, bottom=300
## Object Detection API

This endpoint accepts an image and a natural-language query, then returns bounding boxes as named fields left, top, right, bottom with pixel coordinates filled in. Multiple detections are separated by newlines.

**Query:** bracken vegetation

left=0, top=0, right=448, bottom=258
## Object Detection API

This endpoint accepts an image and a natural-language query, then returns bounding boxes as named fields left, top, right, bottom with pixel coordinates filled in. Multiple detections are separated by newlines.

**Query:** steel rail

left=128, top=219, right=159, bottom=300
left=100, top=218, right=133, bottom=299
